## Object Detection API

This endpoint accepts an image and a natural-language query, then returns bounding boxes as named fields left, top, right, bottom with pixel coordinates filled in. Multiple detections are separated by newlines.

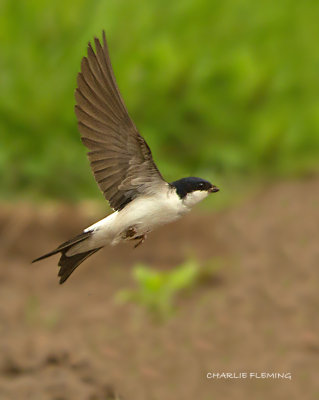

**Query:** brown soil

left=0, top=179, right=318, bottom=400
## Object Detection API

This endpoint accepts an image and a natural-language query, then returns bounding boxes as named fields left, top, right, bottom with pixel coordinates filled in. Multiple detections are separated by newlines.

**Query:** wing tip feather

left=74, top=30, right=164, bottom=212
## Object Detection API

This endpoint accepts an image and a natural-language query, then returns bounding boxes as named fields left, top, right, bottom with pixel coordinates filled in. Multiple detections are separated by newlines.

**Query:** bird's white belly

left=85, top=189, right=188, bottom=248
left=112, top=190, right=187, bottom=242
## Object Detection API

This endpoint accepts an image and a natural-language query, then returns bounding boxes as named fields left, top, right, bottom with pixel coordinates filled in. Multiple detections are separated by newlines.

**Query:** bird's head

left=170, top=177, right=219, bottom=207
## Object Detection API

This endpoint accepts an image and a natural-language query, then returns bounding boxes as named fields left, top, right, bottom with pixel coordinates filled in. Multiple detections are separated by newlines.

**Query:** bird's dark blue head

left=170, top=177, right=219, bottom=199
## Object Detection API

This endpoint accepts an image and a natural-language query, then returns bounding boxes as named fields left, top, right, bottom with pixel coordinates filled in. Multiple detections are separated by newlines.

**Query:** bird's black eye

left=198, top=182, right=204, bottom=189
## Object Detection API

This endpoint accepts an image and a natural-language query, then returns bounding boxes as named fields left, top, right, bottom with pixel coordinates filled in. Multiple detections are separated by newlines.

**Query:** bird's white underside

left=66, top=187, right=208, bottom=256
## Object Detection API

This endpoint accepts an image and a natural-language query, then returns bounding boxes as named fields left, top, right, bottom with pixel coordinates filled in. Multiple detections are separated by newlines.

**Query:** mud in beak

left=208, top=185, right=219, bottom=193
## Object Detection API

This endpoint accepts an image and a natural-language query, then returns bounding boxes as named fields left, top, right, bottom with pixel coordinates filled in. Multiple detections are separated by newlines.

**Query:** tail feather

left=32, top=231, right=92, bottom=263
left=32, top=230, right=102, bottom=284
left=58, top=247, right=102, bottom=284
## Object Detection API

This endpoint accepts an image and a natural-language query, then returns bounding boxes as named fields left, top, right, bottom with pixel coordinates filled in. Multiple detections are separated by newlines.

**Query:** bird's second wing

left=75, top=31, right=166, bottom=211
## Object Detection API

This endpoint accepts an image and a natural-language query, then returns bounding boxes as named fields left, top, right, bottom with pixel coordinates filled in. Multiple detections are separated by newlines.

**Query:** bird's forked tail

left=32, top=231, right=102, bottom=284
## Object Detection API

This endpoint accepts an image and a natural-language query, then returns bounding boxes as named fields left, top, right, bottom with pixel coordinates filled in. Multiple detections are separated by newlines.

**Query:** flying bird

left=32, top=31, right=219, bottom=283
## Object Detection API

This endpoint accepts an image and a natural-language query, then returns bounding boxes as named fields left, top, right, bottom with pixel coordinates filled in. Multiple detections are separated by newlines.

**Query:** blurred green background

left=1, top=0, right=319, bottom=201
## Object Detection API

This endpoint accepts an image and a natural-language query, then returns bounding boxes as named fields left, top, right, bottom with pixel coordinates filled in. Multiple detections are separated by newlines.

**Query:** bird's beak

left=208, top=185, right=219, bottom=194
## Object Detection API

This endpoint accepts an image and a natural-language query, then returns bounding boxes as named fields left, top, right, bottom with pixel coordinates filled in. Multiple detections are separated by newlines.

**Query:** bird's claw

left=134, top=234, right=147, bottom=248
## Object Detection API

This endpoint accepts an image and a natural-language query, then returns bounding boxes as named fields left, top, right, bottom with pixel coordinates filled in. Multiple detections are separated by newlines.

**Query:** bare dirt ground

left=0, top=178, right=318, bottom=400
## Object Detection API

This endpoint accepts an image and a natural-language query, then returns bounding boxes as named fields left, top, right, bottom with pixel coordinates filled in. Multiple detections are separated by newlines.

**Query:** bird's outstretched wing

left=75, top=31, right=166, bottom=211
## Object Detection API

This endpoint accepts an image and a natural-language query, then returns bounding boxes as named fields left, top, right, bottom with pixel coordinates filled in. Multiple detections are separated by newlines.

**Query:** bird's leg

left=133, top=234, right=147, bottom=248
left=121, top=226, right=147, bottom=248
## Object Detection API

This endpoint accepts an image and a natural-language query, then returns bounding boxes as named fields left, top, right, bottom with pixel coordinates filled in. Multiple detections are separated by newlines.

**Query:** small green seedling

left=116, top=258, right=221, bottom=319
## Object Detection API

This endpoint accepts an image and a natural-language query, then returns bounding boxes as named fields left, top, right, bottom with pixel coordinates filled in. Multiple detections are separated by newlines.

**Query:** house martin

left=33, top=31, right=219, bottom=283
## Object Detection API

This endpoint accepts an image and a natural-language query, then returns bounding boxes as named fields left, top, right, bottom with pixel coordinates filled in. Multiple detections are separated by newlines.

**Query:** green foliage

left=117, top=259, right=220, bottom=319
left=1, top=0, right=319, bottom=200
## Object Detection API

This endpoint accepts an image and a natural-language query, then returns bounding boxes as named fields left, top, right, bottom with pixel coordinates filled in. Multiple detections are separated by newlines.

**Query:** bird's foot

left=133, top=234, right=147, bottom=248
left=121, top=226, right=137, bottom=239
left=121, top=227, right=147, bottom=247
